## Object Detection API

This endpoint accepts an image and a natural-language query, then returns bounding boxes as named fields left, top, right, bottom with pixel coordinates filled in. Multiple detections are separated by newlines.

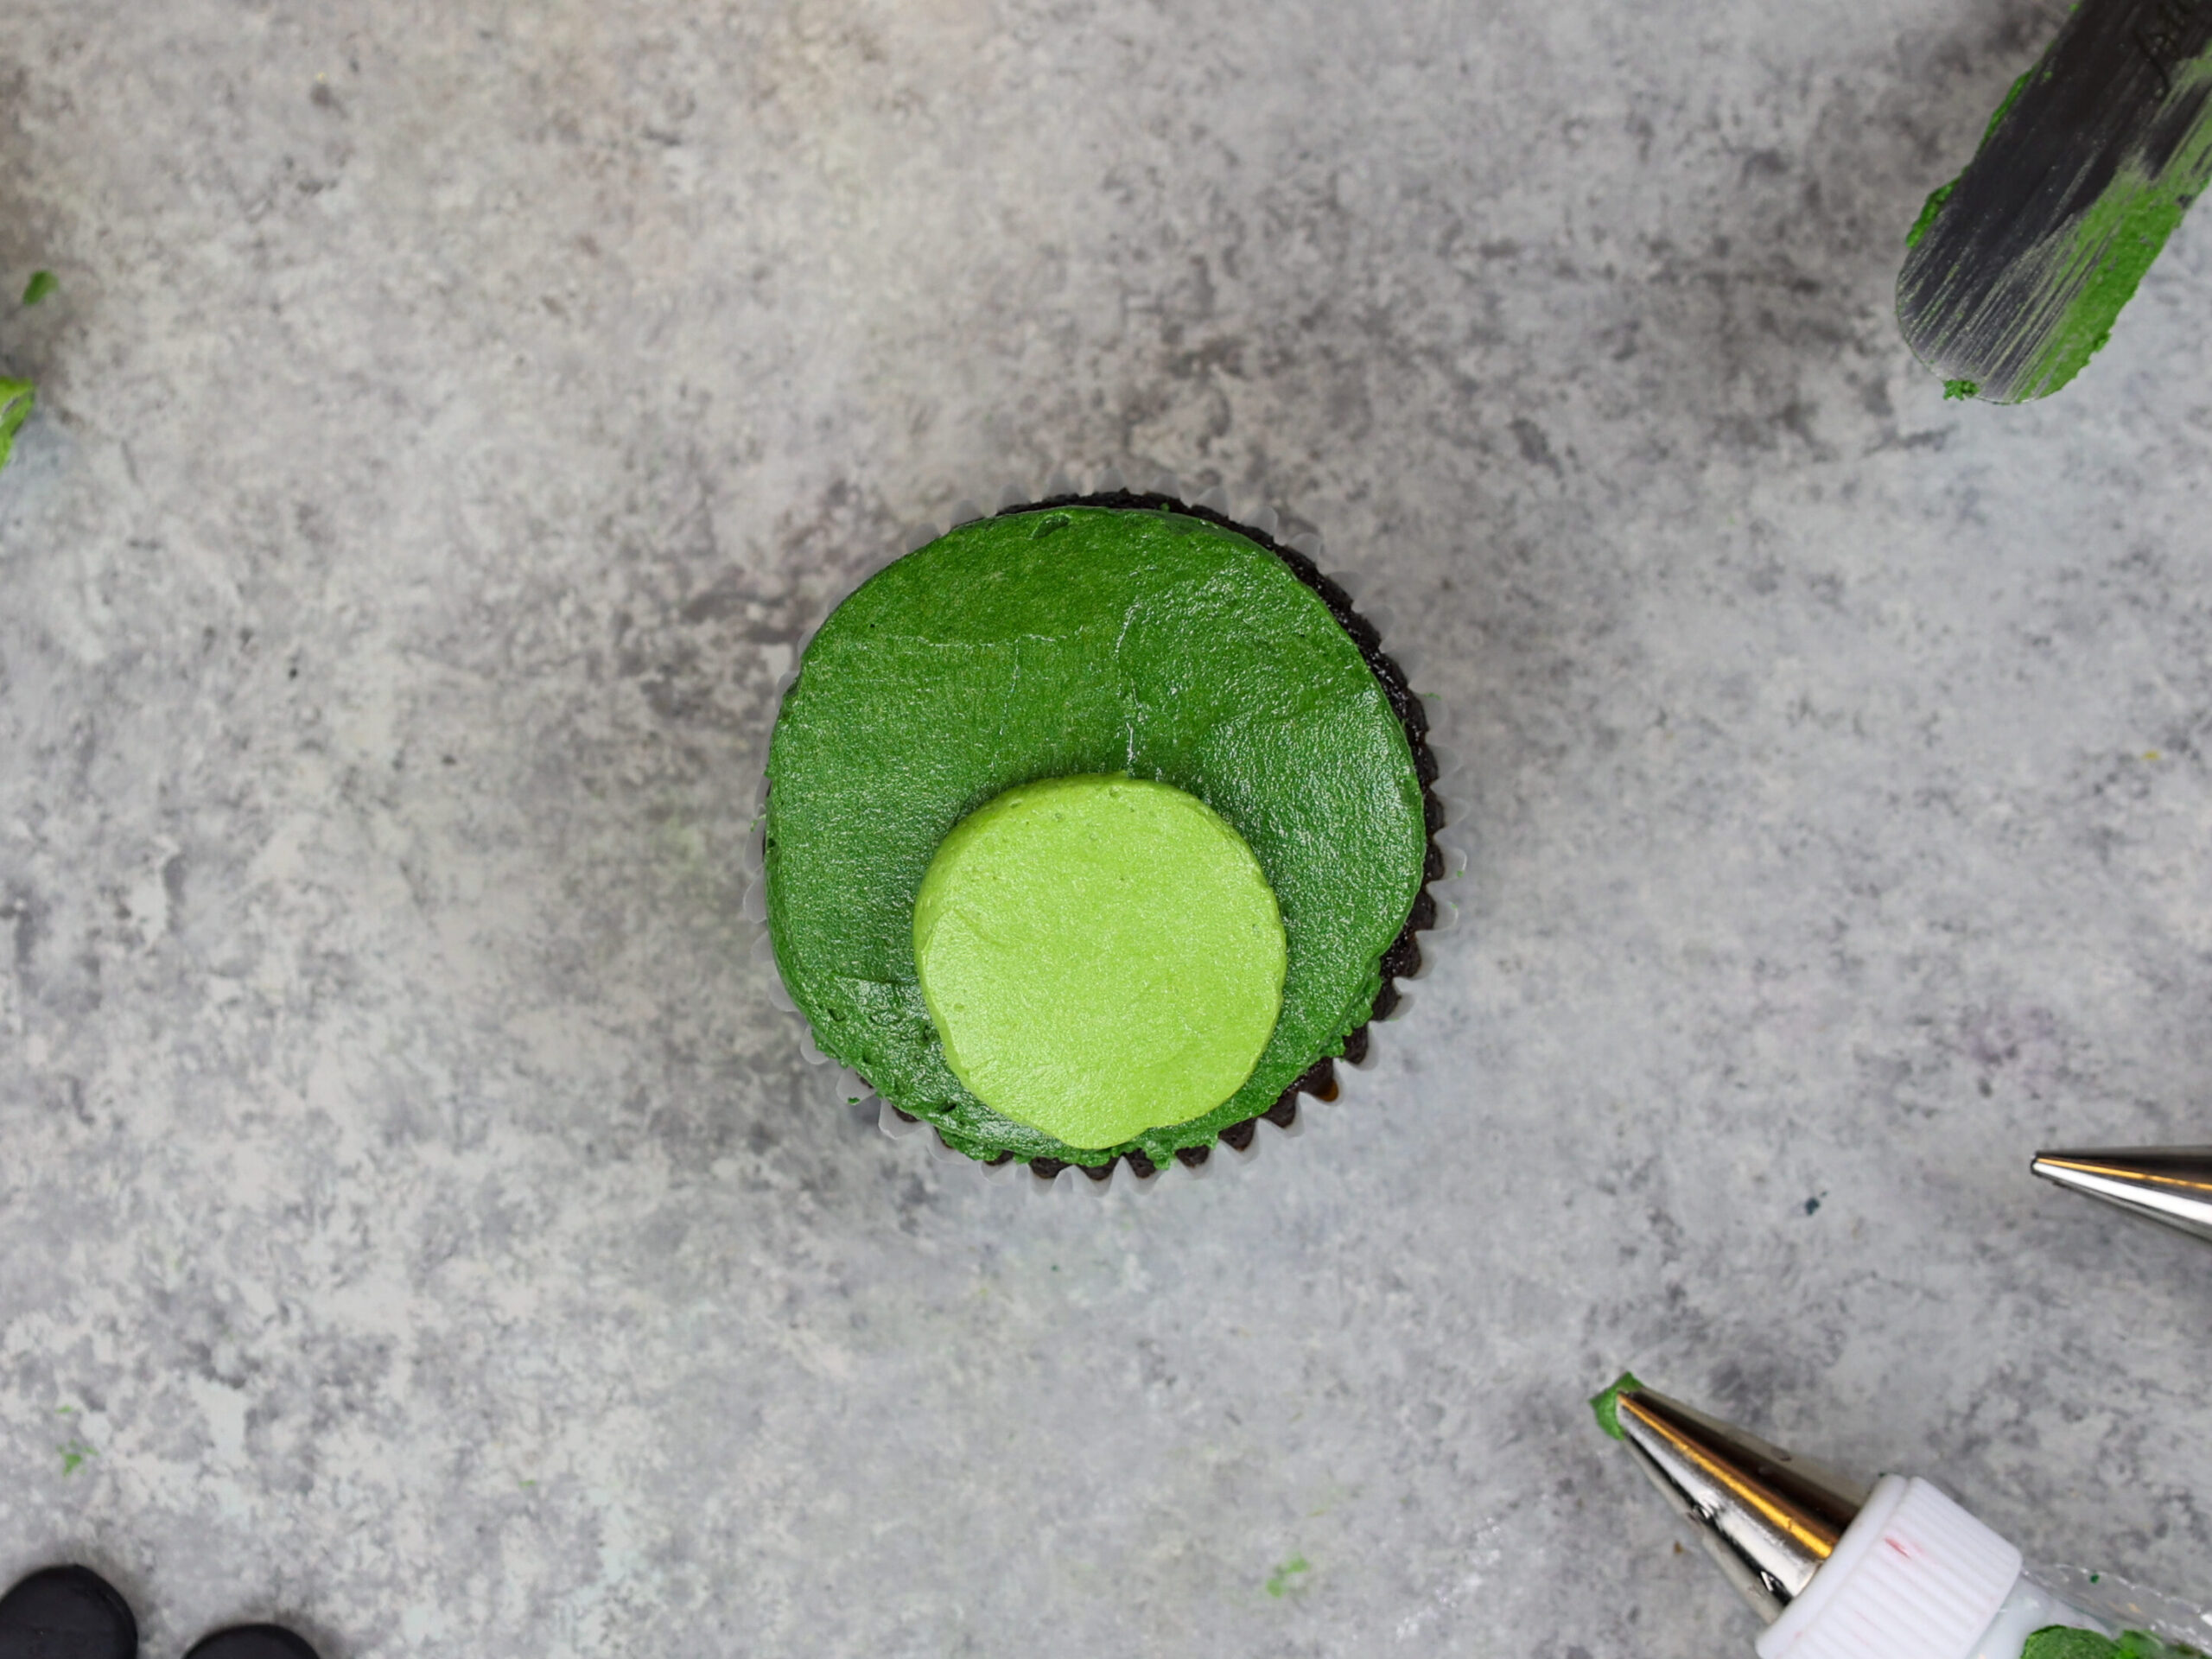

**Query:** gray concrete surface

left=4, top=1, right=2211, bottom=1655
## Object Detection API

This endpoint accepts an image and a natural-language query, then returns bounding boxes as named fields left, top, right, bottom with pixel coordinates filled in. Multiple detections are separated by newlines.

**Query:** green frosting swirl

left=764, top=505, right=1428, bottom=1167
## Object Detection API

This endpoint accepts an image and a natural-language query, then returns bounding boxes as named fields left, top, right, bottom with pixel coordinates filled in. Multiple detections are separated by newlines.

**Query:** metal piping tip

left=1600, top=1379, right=1872, bottom=1625
left=2031, top=1146, right=2212, bottom=1245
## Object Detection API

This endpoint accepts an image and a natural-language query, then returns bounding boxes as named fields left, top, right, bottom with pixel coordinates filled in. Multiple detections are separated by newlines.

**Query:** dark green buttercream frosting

left=764, top=502, right=1431, bottom=1168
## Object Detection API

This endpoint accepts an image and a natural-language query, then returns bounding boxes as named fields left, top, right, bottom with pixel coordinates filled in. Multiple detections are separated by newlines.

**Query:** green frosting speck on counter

left=0, top=378, right=31, bottom=473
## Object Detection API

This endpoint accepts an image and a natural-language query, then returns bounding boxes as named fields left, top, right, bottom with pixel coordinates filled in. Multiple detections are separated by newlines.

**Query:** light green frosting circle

left=912, top=774, right=1287, bottom=1149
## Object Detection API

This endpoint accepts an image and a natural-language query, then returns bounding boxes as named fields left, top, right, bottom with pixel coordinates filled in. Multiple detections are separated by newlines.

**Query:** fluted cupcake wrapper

left=741, top=465, right=1469, bottom=1190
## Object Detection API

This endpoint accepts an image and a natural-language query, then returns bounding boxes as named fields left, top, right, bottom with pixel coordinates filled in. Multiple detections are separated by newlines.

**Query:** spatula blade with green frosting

left=1897, top=0, right=2212, bottom=403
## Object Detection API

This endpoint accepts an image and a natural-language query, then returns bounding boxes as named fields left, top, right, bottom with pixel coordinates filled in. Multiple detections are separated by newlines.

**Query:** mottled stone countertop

left=3, top=3, right=2209, bottom=1656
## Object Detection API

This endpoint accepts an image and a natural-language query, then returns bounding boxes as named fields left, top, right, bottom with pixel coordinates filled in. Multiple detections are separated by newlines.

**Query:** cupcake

left=762, top=481, right=1448, bottom=1181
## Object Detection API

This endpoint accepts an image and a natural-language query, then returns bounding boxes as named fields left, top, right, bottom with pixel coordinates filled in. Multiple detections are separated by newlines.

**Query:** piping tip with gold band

left=2031, top=1146, right=2212, bottom=1245
left=1592, top=1380, right=2212, bottom=1659
left=1588, top=1375, right=1870, bottom=1624
left=1586, top=1376, right=2136, bottom=1659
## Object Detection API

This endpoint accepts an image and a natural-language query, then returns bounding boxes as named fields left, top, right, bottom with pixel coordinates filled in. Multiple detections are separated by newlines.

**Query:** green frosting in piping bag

left=2025, top=1633, right=2127, bottom=1659
left=2024, top=1630, right=2205, bottom=1659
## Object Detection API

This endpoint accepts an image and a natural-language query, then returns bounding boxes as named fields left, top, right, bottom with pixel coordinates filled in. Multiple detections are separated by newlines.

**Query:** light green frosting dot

left=912, top=774, right=1287, bottom=1150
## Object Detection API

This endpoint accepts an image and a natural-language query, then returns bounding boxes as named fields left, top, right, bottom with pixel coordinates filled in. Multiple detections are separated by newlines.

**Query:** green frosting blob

left=1588, top=1371, right=1645, bottom=1442
left=913, top=774, right=1287, bottom=1148
left=764, top=505, right=1427, bottom=1166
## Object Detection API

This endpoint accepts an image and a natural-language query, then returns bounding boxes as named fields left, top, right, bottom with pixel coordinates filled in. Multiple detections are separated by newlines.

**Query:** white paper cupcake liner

left=738, top=464, right=1468, bottom=1193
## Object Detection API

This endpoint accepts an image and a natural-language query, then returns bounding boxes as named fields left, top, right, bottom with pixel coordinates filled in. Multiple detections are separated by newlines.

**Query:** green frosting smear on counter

left=0, top=378, right=31, bottom=473
left=766, top=505, right=1428, bottom=1167
left=914, top=774, right=1286, bottom=1150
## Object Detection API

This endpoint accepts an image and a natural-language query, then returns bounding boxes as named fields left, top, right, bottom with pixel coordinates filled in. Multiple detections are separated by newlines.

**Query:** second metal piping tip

left=2031, top=1145, right=2212, bottom=1245
left=1594, top=1376, right=1871, bottom=1625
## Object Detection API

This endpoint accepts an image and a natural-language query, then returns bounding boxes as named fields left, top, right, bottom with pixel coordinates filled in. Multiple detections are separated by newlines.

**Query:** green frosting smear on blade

left=765, top=505, right=1427, bottom=1167
left=914, top=774, right=1287, bottom=1149
left=1589, top=1371, right=1644, bottom=1441
left=2024, top=1630, right=2207, bottom=1659
left=2018, top=181, right=2197, bottom=396
left=1896, top=3, right=2212, bottom=402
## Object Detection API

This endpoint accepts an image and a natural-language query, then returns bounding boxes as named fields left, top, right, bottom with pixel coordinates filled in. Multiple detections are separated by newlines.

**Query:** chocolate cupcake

left=760, top=481, right=1451, bottom=1182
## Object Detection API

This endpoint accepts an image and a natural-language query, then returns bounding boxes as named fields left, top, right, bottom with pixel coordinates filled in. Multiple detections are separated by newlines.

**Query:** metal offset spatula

left=1897, top=0, right=2212, bottom=403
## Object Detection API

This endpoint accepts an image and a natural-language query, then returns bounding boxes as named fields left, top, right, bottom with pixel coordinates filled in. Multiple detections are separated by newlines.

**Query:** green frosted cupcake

left=762, top=485, right=1448, bottom=1181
